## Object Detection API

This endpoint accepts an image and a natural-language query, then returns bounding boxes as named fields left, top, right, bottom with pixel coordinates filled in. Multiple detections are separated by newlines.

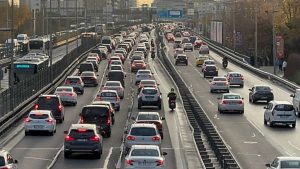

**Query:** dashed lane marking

left=24, top=157, right=52, bottom=161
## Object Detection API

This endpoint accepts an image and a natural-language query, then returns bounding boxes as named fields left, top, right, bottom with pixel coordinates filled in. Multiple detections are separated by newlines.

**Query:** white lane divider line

left=247, top=119, right=264, bottom=137
left=243, top=141, right=258, bottom=144
left=14, top=147, right=60, bottom=150
left=251, top=132, right=256, bottom=138
left=24, top=156, right=52, bottom=161
left=103, top=147, right=113, bottom=169
left=237, top=153, right=261, bottom=157
left=208, top=100, right=215, bottom=106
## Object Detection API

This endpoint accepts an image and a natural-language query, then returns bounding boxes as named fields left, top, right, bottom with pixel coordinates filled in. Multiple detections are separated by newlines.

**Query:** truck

left=290, top=89, right=300, bottom=117
left=5, top=38, right=20, bottom=56
left=95, top=24, right=106, bottom=35
left=17, top=34, right=29, bottom=55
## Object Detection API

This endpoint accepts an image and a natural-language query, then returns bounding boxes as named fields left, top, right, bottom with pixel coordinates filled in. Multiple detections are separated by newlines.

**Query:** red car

left=131, top=60, right=146, bottom=72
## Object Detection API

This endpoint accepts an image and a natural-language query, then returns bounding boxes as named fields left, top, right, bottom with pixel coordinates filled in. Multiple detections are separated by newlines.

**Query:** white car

left=264, top=101, right=296, bottom=128
left=54, top=86, right=77, bottom=106
left=210, top=77, right=229, bottom=93
left=135, top=69, right=153, bottom=84
left=266, top=156, right=300, bottom=169
left=24, top=110, right=56, bottom=136
left=102, top=81, right=125, bottom=99
left=217, top=93, right=244, bottom=114
left=86, top=56, right=99, bottom=64
left=125, top=145, right=167, bottom=169
left=201, top=59, right=215, bottom=72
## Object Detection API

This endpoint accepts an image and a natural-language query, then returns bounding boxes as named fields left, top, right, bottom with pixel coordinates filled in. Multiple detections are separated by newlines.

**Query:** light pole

left=254, top=3, right=258, bottom=67
left=10, top=0, right=14, bottom=87
left=233, top=0, right=236, bottom=53
left=272, top=2, right=276, bottom=75
left=49, top=0, right=53, bottom=82
left=76, top=0, right=79, bottom=56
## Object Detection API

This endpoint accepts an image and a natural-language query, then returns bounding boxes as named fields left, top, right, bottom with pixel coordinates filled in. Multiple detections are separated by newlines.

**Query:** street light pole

left=76, top=0, right=79, bottom=56
left=272, top=2, right=276, bottom=75
left=254, top=4, right=258, bottom=67
left=233, top=0, right=236, bottom=53
left=49, top=0, right=53, bottom=82
left=10, top=0, right=14, bottom=87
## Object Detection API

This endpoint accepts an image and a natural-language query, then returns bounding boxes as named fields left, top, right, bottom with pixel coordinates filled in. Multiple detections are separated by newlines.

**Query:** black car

left=175, top=54, right=188, bottom=66
left=78, top=62, right=94, bottom=75
left=86, top=60, right=99, bottom=72
left=80, top=105, right=113, bottom=137
left=203, top=65, right=218, bottom=78
left=107, top=70, right=126, bottom=87
left=34, top=95, right=65, bottom=123
left=249, top=85, right=274, bottom=103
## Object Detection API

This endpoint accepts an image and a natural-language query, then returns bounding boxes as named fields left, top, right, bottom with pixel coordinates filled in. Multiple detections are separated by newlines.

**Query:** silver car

left=54, top=86, right=78, bottom=106
left=125, top=145, right=167, bottom=169
left=0, top=150, right=18, bottom=169
left=266, top=156, right=300, bottom=169
left=135, top=69, right=153, bottom=84
left=138, top=87, right=162, bottom=110
left=217, top=93, right=244, bottom=114
left=102, top=81, right=125, bottom=99
left=24, top=110, right=57, bottom=136
left=225, top=72, right=244, bottom=87
left=63, top=76, right=84, bottom=95
left=183, top=43, right=193, bottom=51
left=124, top=123, right=161, bottom=154
left=138, top=80, right=158, bottom=93
left=210, top=77, right=229, bottom=93
left=95, top=90, right=121, bottom=111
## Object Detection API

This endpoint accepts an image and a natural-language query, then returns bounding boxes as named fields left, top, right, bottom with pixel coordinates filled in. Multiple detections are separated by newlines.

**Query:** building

left=155, top=0, right=185, bottom=10
left=128, top=0, right=137, bottom=8
left=0, top=0, right=20, bottom=7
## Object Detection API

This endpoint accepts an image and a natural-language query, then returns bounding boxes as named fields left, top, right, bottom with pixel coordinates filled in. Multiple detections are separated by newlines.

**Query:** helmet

left=171, top=88, right=174, bottom=92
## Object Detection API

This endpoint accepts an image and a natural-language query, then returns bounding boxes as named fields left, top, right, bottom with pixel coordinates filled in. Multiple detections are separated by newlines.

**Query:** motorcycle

left=222, top=61, right=228, bottom=69
left=169, top=99, right=176, bottom=111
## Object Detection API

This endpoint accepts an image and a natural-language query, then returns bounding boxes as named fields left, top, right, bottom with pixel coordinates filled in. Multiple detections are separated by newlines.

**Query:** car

left=266, top=156, right=300, bottom=169
left=135, top=69, right=153, bottom=84
left=133, top=112, right=165, bottom=139
left=194, top=40, right=204, bottom=49
left=102, top=81, right=125, bottom=99
left=166, top=34, right=175, bottom=42
left=124, top=123, right=161, bottom=154
left=86, top=60, right=99, bottom=72
left=264, top=101, right=296, bottom=128
left=34, top=95, right=65, bottom=123
left=108, top=56, right=122, bottom=65
left=217, top=93, right=244, bottom=114
left=80, top=105, right=113, bottom=137
left=24, top=110, right=56, bottom=136
left=138, top=80, right=158, bottom=93
left=0, top=150, right=18, bottom=169
left=196, top=55, right=209, bottom=66
left=175, top=32, right=181, bottom=37
left=95, top=90, right=121, bottom=111
left=174, top=48, right=184, bottom=59
left=210, top=77, right=229, bottom=93
left=183, top=43, right=193, bottom=51
left=64, top=76, right=85, bottom=94
left=131, top=60, right=146, bottom=72
left=80, top=71, right=98, bottom=86
left=190, top=36, right=197, bottom=44
left=124, top=42, right=133, bottom=51
left=110, top=60, right=123, bottom=67
left=106, top=70, right=126, bottom=87
left=182, top=37, right=190, bottom=44
left=64, top=124, right=103, bottom=159
left=125, top=145, right=167, bottom=169
left=78, top=62, right=94, bottom=75
left=136, top=47, right=147, bottom=57
left=87, top=54, right=100, bottom=64
left=290, top=89, right=300, bottom=117
left=130, top=54, right=144, bottom=63
left=117, top=44, right=130, bottom=53
left=144, top=42, right=150, bottom=50
left=199, top=45, right=209, bottom=54
left=182, top=31, right=190, bottom=37
left=201, top=59, right=215, bottom=72
left=102, top=44, right=112, bottom=53
left=138, top=87, right=162, bottom=109
left=114, top=53, right=125, bottom=63
left=225, top=72, right=244, bottom=87
left=54, top=86, right=77, bottom=105
left=175, top=54, right=188, bottom=66
left=115, top=49, right=127, bottom=58
left=249, top=85, right=274, bottom=103
left=99, top=49, right=108, bottom=59
left=91, top=101, right=115, bottom=125
left=99, top=45, right=109, bottom=53
left=203, top=65, right=218, bottom=78
left=109, top=65, right=124, bottom=71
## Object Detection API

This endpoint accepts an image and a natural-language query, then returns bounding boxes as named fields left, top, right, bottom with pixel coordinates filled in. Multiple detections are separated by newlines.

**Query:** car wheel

left=269, top=120, right=274, bottom=127
left=112, top=117, right=115, bottom=125
left=57, top=119, right=62, bottom=123
left=175, top=62, right=178, bottom=65
left=106, top=131, right=111, bottom=138
left=138, top=103, right=142, bottom=109
left=297, top=111, right=300, bottom=117
left=292, top=123, right=296, bottom=128
left=204, top=75, right=206, bottom=78
left=81, top=90, right=84, bottom=95
left=240, top=84, right=244, bottom=88
left=64, top=151, right=71, bottom=158
left=158, top=104, right=162, bottom=110
left=160, top=133, right=164, bottom=140
left=210, top=89, right=213, bottom=93
left=240, top=110, right=244, bottom=114
left=74, top=102, right=77, bottom=106
left=186, top=63, right=188, bottom=66
left=116, top=107, right=120, bottom=111
left=226, top=90, right=229, bottom=93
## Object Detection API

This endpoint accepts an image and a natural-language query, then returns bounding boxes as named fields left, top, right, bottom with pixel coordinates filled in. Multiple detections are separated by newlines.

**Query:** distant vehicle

left=17, top=34, right=29, bottom=54
left=63, top=76, right=85, bottom=94
left=175, top=54, right=188, bottom=66
left=203, top=65, right=218, bottom=78
left=107, top=22, right=115, bottom=31
left=0, top=150, right=18, bottom=169
left=225, top=72, right=244, bottom=88
left=217, top=93, right=244, bottom=114
left=95, top=24, right=106, bottom=35
left=70, top=24, right=77, bottom=30
left=54, top=86, right=78, bottom=106
left=29, top=38, right=49, bottom=53
left=95, top=90, right=121, bottom=111
left=210, top=77, right=229, bottom=93
left=290, top=89, right=300, bottom=117
left=266, top=156, right=300, bottom=169
left=5, top=38, right=20, bottom=55
left=199, top=45, right=209, bottom=54
left=249, top=85, right=274, bottom=103
left=101, top=36, right=112, bottom=45
left=138, top=87, right=162, bottom=110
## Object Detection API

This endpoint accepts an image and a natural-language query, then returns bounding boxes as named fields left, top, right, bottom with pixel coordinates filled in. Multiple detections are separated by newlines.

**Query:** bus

left=95, top=24, right=106, bottom=35
left=107, top=22, right=115, bottom=31
left=29, top=38, right=49, bottom=53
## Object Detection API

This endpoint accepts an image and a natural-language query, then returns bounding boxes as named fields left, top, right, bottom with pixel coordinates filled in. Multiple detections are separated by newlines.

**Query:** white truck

left=290, top=89, right=300, bottom=117
left=17, top=34, right=29, bottom=54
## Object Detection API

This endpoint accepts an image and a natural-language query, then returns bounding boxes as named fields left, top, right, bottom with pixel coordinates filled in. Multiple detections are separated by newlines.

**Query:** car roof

left=131, top=123, right=157, bottom=128
left=101, top=90, right=118, bottom=93
left=40, top=94, right=58, bottom=97
left=92, top=101, right=112, bottom=106
left=206, top=65, right=216, bottom=67
left=142, top=87, right=157, bottom=90
left=81, top=71, right=94, bottom=74
left=108, top=70, right=124, bottom=73
left=56, top=86, right=73, bottom=89
left=253, top=85, right=270, bottom=88
left=29, top=110, right=52, bottom=114
left=70, top=124, right=96, bottom=130
left=270, top=100, right=292, bottom=105
left=66, top=76, right=81, bottom=78
left=277, top=156, right=300, bottom=160
left=223, top=93, right=241, bottom=96
left=137, top=112, right=160, bottom=116
left=83, top=104, right=109, bottom=108
left=141, top=79, right=156, bottom=82
left=131, top=145, right=160, bottom=150
left=105, top=81, right=121, bottom=84
left=228, top=72, right=241, bottom=74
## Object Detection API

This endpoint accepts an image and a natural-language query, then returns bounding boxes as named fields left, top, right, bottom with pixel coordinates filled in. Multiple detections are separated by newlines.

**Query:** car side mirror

left=265, top=163, right=271, bottom=167
left=64, top=130, right=68, bottom=134
left=161, top=117, right=165, bottom=120
left=162, top=152, right=168, bottom=156
left=102, top=84, right=104, bottom=87
left=242, top=98, right=244, bottom=100
left=249, top=89, right=252, bottom=91
left=14, top=160, right=18, bottom=163
left=290, top=94, right=295, bottom=98
left=160, top=92, right=162, bottom=95
left=263, top=107, right=267, bottom=109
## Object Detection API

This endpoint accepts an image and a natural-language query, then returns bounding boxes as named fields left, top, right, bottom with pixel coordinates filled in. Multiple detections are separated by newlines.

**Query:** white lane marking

left=103, top=147, right=113, bottom=169
left=14, top=147, right=60, bottom=150
left=251, top=132, right=256, bottom=138
left=24, top=156, right=52, bottom=161
left=247, top=119, right=265, bottom=137
left=288, top=141, right=300, bottom=151
left=237, top=153, right=261, bottom=157
left=243, top=141, right=258, bottom=144
left=285, top=151, right=293, bottom=157
left=208, top=100, right=215, bottom=106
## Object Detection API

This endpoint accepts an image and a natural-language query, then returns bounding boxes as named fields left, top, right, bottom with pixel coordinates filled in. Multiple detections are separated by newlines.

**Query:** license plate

left=217, top=83, right=223, bottom=86
left=34, top=125, right=44, bottom=129
left=261, top=97, right=267, bottom=99
left=77, top=139, right=87, bottom=141
left=145, top=96, right=154, bottom=98
left=138, top=162, right=151, bottom=166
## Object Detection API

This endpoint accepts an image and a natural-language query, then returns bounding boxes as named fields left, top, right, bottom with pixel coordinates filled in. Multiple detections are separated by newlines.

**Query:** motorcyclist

left=222, top=56, right=228, bottom=64
left=151, top=50, right=155, bottom=58
left=167, top=88, right=177, bottom=103
left=151, top=39, right=155, bottom=47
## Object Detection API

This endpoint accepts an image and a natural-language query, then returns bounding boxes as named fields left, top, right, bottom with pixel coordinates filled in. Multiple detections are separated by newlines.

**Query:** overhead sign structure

left=168, top=10, right=183, bottom=18
left=187, top=9, right=194, bottom=16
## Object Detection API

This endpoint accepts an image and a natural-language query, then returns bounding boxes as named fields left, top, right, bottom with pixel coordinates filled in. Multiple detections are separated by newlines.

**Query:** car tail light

left=127, top=135, right=135, bottom=141
left=24, top=118, right=31, bottom=123
left=156, top=159, right=164, bottom=166
left=136, top=75, right=140, bottom=78
left=58, top=104, right=63, bottom=112
left=116, top=96, right=120, bottom=101
left=46, top=119, right=54, bottom=124
left=211, top=82, right=216, bottom=85
left=97, top=96, right=102, bottom=101
left=90, top=135, right=100, bottom=141
left=65, top=80, right=70, bottom=84
left=102, top=87, right=108, bottom=90
left=92, top=77, right=96, bottom=80
left=126, top=159, right=134, bottom=165
left=142, top=64, right=146, bottom=68
left=221, top=100, right=228, bottom=104
left=34, top=104, right=39, bottom=109
left=156, top=122, right=162, bottom=129
left=240, top=76, right=244, bottom=80
left=77, top=80, right=80, bottom=84
left=228, top=77, right=232, bottom=81
left=225, top=82, right=229, bottom=85
left=0, top=167, right=9, bottom=169
left=238, top=100, right=244, bottom=104
left=131, top=64, right=135, bottom=67
left=152, top=135, right=160, bottom=141
left=64, top=135, right=75, bottom=141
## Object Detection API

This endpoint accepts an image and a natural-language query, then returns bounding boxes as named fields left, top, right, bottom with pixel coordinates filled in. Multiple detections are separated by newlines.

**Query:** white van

left=264, top=101, right=296, bottom=128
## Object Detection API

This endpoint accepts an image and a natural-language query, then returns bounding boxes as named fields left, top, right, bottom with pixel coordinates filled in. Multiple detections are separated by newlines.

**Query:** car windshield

left=130, top=127, right=156, bottom=136
left=81, top=72, right=94, bottom=76
left=0, top=156, right=5, bottom=166
left=256, top=86, right=271, bottom=91
left=131, top=149, right=159, bottom=157
left=280, top=160, right=300, bottom=168
left=223, top=95, right=241, bottom=99
left=29, top=113, right=49, bottom=119
left=229, top=73, right=242, bottom=77
left=142, top=89, right=157, bottom=95
left=56, top=87, right=72, bottom=92
left=274, top=104, right=294, bottom=111
left=137, top=114, right=159, bottom=120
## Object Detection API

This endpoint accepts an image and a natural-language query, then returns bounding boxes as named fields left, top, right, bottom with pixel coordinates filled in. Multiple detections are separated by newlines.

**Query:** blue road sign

left=168, top=10, right=183, bottom=18
left=158, top=10, right=168, bottom=18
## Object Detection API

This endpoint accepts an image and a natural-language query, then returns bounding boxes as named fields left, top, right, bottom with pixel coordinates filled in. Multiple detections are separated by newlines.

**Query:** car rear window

left=176, top=50, right=184, bottom=54
left=133, top=60, right=144, bottom=64
left=229, top=73, right=241, bottom=77
left=56, top=87, right=72, bottom=92
left=131, top=149, right=159, bottom=157
left=82, top=107, right=109, bottom=118
left=137, top=114, right=159, bottom=120
left=0, top=156, right=5, bottom=166
left=178, top=56, right=186, bottom=59
left=256, top=86, right=271, bottom=91
left=106, top=82, right=120, bottom=86
left=280, top=160, right=300, bottom=168
left=101, top=92, right=117, bottom=97
left=142, top=89, right=157, bottom=95
left=141, top=81, right=155, bottom=85
left=81, top=72, right=94, bottom=76
left=132, top=56, right=142, bottom=60
left=111, top=61, right=121, bottom=64
left=110, top=66, right=121, bottom=70
left=111, top=57, right=120, bottom=60
left=213, top=78, right=226, bottom=81
left=205, top=61, right=214, bottom=64
left=66, top=78, right=80, bottom=83
left=69, top=129, right=95, bottom=139
left=37, top=97, right=59, bottom=108
left=274, top=104, right=294, bottom=111
left=29, top=113, right=49, bottom=119
left=223, top=95, right=241, bottom=99
left=130, top=127, right=156, bottom=136
left=206, top=66, right=216, bottom=70
left=138, top=70, right=150, bottom=74
left=79, top=64, right=93, bottom=70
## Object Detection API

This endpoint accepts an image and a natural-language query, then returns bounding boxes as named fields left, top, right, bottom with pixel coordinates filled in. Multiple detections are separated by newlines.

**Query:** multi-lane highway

left=163, top=34, right=300, bottom=168
left=0, top=39, right=82, bottom=90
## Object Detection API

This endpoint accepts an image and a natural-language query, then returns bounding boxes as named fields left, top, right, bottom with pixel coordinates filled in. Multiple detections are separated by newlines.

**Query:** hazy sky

left=137, top=0, right=153, bottom=6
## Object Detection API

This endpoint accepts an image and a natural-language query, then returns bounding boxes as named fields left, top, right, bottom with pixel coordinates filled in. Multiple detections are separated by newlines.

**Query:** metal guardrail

left=157, top=28, right=240, bottom=169
left=188, top=29, right=300, bottom=92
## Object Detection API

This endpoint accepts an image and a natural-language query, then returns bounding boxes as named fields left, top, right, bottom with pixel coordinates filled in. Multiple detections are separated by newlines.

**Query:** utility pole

left=42, top=0, right=46, bottom=36
left=233, top=0, right=236, bottom=53
left=49, top=0, right=53, bottom=82
left=66, top=0, right=69, bottom=55
left=76, top=0, right=79, bottom=56
left=33, top=9, right=36, bottom=37
left=10, top=0, right=14, bottom=87
left=254, top=4, right=258, bottom=67
left=272, top=2, right=276, bottom=75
